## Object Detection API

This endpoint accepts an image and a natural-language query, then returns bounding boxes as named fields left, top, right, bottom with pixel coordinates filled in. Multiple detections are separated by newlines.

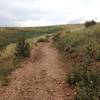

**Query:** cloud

left=0, top=0, right=100, bottom=26
left=16, top=20, right=50, bottom=27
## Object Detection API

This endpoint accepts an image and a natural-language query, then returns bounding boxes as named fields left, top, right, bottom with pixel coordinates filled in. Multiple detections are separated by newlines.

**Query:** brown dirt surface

left=0, top=41, right=74, bottom=100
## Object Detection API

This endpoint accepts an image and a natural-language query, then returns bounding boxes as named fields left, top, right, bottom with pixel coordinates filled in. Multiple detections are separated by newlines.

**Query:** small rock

left=66, top=93, right=70, bottom=96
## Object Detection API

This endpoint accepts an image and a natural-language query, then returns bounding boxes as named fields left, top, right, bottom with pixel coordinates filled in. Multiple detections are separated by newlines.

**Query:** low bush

left=52, top=33, right=61, bottom=42
left=67, top=63, right=100, bottom=100
left=37, top=38, right=48, bottom=42
left=68, top=64, right=88, bottom=86
left=75, top=71, right=100, bottom=100
left=15, top=37, right=30, bottom=58
left=85, top=20, right=96, bottom=28
left=0, top=58, right=21, bottom=86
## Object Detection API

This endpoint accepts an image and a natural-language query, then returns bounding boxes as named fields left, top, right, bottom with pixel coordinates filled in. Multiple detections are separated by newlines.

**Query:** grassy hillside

left=54, top=23, right=100, bottom=63
left=0, top=26, right=63, bottom=49
left=53, top=23, right=100, bottom=100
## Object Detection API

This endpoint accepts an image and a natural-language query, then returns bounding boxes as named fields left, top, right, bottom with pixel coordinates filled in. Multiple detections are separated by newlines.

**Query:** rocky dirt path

left=0, top=42, right=73, bottom=100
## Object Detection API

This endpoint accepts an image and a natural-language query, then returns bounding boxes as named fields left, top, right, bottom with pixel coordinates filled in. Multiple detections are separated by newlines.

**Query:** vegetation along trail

left=0, top=41, right=73, bottom=100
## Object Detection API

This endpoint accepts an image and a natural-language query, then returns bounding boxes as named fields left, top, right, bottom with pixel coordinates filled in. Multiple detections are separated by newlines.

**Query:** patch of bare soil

left=0, top=41, right=74, bottom=100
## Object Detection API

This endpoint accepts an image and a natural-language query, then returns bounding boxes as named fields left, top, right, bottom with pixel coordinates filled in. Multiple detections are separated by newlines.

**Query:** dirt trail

left=0, top=41, right=73, bottom=100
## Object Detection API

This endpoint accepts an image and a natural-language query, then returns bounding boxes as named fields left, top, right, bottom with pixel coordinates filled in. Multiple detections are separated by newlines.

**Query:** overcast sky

left=0, top=0, right=100, bottom=26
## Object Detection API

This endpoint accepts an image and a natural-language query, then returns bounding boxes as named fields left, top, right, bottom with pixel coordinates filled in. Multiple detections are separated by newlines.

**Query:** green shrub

left=75, top=71, right=100, bottom=100
left=96, top=55, right=100, bottom=61
left=67, top=64, right=88, bottom=86
left=15, top=37, right=30, bottom=58
left=67, top=63, right=100, bottom=100
left=0, top=58, right=19, bottom=86
left=85, top=40, right=96, bottom=58
left=85, top=20, right=96, bottom=28
left=53, top=33, right=61, bottom=42
left=37, top=38, right=48, bottom=42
